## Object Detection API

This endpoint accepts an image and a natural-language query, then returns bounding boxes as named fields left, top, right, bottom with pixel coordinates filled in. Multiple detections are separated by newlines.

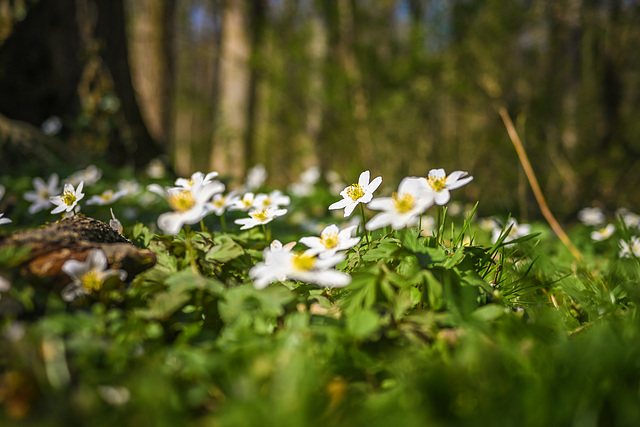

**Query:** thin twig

left=497, top=106, right=583, bottom=263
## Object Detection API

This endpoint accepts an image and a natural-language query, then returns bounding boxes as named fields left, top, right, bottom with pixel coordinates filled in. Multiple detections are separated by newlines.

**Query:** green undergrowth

left=1, top=172, right=640, bottom=426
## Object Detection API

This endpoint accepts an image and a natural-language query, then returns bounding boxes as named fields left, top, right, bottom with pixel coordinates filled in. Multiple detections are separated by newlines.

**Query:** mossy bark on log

left=0, top=215, right=156, bottom=283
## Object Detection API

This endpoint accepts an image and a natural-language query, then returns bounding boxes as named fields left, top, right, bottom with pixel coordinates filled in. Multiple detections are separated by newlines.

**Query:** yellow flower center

left=250, top=209, right=269, bottom=222
left=38, top=189, right=51, bottom=199
left=292, top=253, right=316, bottom=271
left=81, top=270, right=103, bottom=292
left=242, top=197, right=253, bottom=208
left=392, top=192, right=415, bottom=213
left=213, top=196, right=225, bottom=208
left=168, top=189, right=195, bottom=212
left=321, top=232, right=339, bottom=249
left=426, top=176, right=446, bottom=191
left=346, top=184, right=365, bottom=201
left=100, top=190, right=114, bottom=201
left=261, top=197, right=272, bottom=207
left=61, top=190, right=77, bottom=206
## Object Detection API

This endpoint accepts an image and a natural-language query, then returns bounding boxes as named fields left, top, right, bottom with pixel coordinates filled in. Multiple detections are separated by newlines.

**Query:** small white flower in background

left=61, top=249, right=127, bottom=302
left=329, top=170, right=382, bottom=217
left=577, top=207, right=605, bottom=226
left=249, top=249, right=350, bottom=290
left=24, top=173, right=61, bottom=214
left=86, top=188, right=128, bottom=206
left=263, top=239, right=297, bottom=282
left=619, top=236, right=640, bottom=258
left=253, top=190, right=291, bottom=209
left=41, top=116, right=63, bottom=136
left=175, top=171, right=221, bottom=190
left=0, top=213, right=11, bottom=226
left=419, top=215, right=437, bottom=237
left=206, top=192, right=239, bottom=216
left=235, top=207, right=287, bottom=230
left=616, top=208, right=640, bottom=229
left=422, top=168, right=473, bottom=206
left=0, top=275, right=11, bottom=292
left=157, top=182, right=223, bottom=235
left=289, top=166, right=321, bottom=196
left=366, top=176, right=435, bottom=231
left=491, top=218, right=532, bottom=244
left=66, top=165, right=102, bottom=187
left=229, top=192, right=257, bottom=211
left=245, top=164, right=267, bottom=190
left=145, top=158, right=166, bottom=179
left=326, top=170, right=346, bottom=195
left=117, top=179, right=140, bottom=196
left=591, top=224, right=615, bottom=241
left=50, top=181, right=84, bottom=215
left=98, top=385, right=131, bottom=406
left=478, top=217, right=500, bottom=232
left=299, top=224, right=360, bottom=258
left=109, top=208, right=123, bottom=234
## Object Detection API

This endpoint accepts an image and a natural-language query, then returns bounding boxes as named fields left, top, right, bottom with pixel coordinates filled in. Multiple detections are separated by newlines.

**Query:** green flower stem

left=220, top=214, right=227, bottom=231
left=261, top=224, right=271, bottom=244
left=360, top=203, right=371, bottom=247
left=437, top=206, right=444, bottom=246
left=183, top=225, right=199, bottom=275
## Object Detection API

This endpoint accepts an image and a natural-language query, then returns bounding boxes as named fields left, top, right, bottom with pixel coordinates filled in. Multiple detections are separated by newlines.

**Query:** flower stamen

left=346, top=184, right=365, bottom=201
left=320, top=232, right=339, bottom=249
left=61, top=190, right=77, bottom=206
left=392, top=192, right=415, bottom=213
left=81, top=270, right=103, bottom=292
left=292, top=253, right=316, bottom=271
left=250, top=209, right=269, bottom=222
left=426, top=176, right=446, bottom=191
left=168, top=189, right=195, bottom=212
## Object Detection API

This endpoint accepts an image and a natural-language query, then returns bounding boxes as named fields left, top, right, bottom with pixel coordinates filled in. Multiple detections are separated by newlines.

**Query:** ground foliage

left=1, top=167, right=640, bottom=427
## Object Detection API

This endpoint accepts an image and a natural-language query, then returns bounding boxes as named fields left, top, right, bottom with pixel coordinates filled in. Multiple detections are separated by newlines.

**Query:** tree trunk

left=209, top=0, right=251, bottom=181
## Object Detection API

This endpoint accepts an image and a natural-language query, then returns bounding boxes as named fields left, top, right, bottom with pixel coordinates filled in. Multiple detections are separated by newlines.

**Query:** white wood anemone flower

left=0, top=213, right=11, bottom=225
left=61, top=249, right=127, bottom=302
left=249, top=249, right=350, bottom=290
left=329, top=170, right=382, bottom=217
left=234, top=207, right=287, bottom=230
left=491, top=218, right=532, bottom=244
left=206, top=191, right=239, bottom=216
left=253, top=190, right=291, bottom=209
left=66, top=164, right=102, bottom=187
left=50, top=181, right=85, bottom=214
left=619, top=236, right=640, bottom=258
left=591, top=224, right=615, bottom=241
left=24, top=173, right=61, bottom=214
left=366, top=177, right=435, bottom=231
left=86, top=189, right=128, bottom=206
left=229, top=192, right=257, bottom=211
left=299, top=224, right=360, bottom=258
left=422, top=168, right=473, bottom=205
left=577, top=207, right=606, bottom=226
left=157, top=182, right=224, bottom=235
left=174, top=171, right=221, bottom=190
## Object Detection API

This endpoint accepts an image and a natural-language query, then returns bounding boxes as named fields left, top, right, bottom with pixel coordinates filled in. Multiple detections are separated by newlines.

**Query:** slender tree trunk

left=209, top=0, right=251, bottom=181
left=127, top=0, right=177, bottom=150
left=93, top=0, right=163, bottom=168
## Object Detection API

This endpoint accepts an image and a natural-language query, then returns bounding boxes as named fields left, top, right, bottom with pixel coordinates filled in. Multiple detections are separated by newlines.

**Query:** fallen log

left=0, top=215, right=156, bottom=284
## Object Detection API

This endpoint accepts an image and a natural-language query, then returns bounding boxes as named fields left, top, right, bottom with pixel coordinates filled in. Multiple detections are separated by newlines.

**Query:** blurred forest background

left=0, top=0, right=639, bottom=221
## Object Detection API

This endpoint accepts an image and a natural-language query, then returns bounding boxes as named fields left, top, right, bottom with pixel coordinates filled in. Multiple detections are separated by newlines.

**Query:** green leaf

left=473, top=304, right=506, bottom=322
left=205, top=240, right=244, bottom=263
left=136, top=290, right=192, bottom=320
left=347, top=308, right=382, bottom=340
